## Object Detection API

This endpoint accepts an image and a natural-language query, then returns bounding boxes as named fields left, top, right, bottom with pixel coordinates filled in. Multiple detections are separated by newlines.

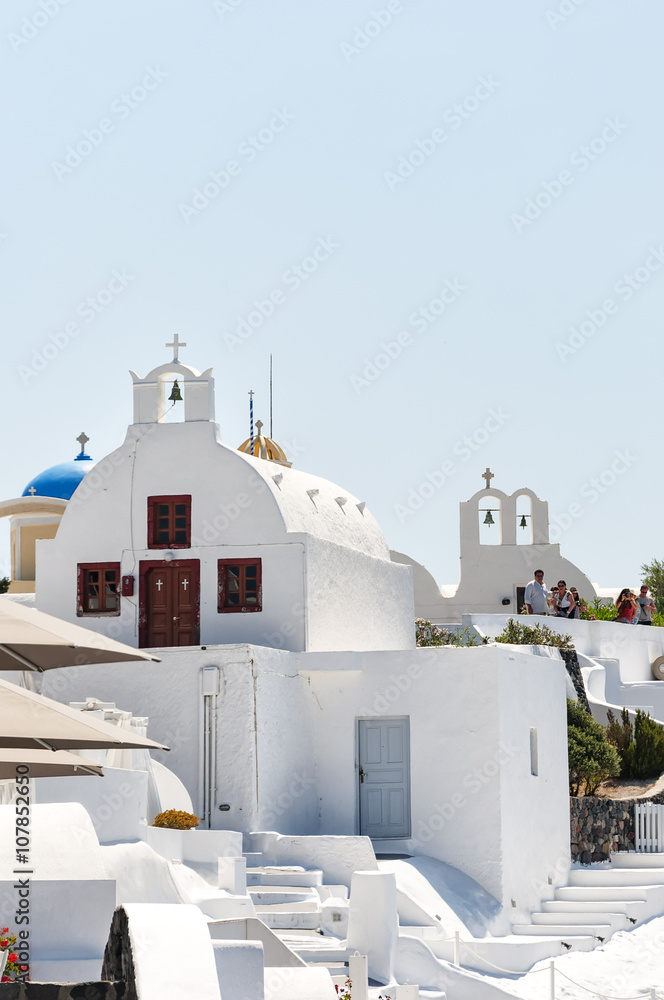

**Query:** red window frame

left=218, top=558, right=262, bottom=613
left=147, top=495, right=192, bottom=549
left=77, top=562, right=121, bottom=616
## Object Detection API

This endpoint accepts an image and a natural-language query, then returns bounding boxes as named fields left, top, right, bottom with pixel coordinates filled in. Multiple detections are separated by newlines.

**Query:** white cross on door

left=182, top=579, right=189, bottom=590
left=155, top=579, right=163, bottom=591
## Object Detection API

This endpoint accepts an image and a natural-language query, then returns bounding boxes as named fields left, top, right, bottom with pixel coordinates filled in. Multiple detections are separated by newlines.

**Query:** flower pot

left=145, top=825, right=184, bottom=862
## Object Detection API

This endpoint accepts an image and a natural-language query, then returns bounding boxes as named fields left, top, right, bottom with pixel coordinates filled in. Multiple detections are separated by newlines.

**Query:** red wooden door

left=139, top=560, right=199, bottom=648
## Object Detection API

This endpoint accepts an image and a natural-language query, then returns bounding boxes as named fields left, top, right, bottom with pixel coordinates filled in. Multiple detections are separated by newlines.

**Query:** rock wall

left=0, top=984, right=126, bottom=999
left=571, top=793, right=664, bottom=863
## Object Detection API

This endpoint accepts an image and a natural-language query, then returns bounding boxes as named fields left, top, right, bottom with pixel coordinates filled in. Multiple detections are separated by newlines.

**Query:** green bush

left=415, top=619, right=486, bottom=647
left=494, top=618, right=574, bottom=649
left=579, top=597, right=618, bottom=622
left=567, top=700, right=620, bottom=796
left=607, top=707, right=664, bottom=780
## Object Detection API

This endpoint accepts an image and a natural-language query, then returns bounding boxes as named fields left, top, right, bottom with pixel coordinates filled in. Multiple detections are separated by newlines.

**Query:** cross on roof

left=166, top=335, right=186, bottom=363
left=28, top=487, right=37, bottom=496
left=77, top=431, right=89, bottom=455
left=482, top=467, right=494, bottom=489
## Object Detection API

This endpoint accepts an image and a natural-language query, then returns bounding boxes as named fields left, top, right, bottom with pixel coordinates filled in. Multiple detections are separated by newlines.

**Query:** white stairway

left=512, top=851, right=664, bottom=945
left=246, top=859, right=350, bottom=972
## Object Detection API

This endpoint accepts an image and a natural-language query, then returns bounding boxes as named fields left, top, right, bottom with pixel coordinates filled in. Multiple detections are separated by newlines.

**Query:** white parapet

left=212, top=939, right=264, bottom=1000
left=346, top=870, right=399, bottom=985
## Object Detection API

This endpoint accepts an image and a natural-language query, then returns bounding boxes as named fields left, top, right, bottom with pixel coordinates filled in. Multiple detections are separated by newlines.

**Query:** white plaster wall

left=468, top=613, right=664, bottom=683
left=305, top=537, right=414, bottom=651
left=36, top=420, right=410, bottom=652
left=298, top=645, right=569, bottom=906
left=496, top=655, right=570, bottom=918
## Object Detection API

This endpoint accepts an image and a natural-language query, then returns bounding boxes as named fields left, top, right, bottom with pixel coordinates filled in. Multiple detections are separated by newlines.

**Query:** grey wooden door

left=358, top=717, right=410, bottom=839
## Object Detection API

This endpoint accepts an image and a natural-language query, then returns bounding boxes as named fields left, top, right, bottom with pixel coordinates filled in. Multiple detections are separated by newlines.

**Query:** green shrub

left=494, top=618, right=573, bottom=649
left=579, top=597, right=618, bottom=622
left=567, top=700, right=620, bottom=795
left=607, top=707, right=664, bottom=780
left=415, top=619, right=486, bottom=647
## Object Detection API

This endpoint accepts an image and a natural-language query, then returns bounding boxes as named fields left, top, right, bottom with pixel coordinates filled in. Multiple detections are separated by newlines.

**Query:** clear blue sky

left=2, top=0, right=662, bottom=591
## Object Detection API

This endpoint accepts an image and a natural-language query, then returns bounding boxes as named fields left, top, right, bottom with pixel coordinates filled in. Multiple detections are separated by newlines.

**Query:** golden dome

left=238, top=420, right=292, bottom=467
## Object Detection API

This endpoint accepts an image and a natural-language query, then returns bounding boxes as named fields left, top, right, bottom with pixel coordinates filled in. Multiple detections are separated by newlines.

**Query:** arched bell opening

left=479, top=496, right=502, bottom=545
left=516, top=493, right=533, bottom=545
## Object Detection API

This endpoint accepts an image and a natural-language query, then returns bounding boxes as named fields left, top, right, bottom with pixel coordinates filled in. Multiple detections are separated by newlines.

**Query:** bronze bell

left=483, top=510, right=494, bottom=526
left=168, top=380, right=183, bottom=402
left=519, top=515, right=527, bottom=529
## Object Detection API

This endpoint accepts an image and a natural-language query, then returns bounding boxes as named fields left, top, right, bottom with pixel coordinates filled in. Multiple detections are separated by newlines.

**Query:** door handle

left=173, top=617, right=180, bottom=621
left=359, top=766, right=365, bottom=784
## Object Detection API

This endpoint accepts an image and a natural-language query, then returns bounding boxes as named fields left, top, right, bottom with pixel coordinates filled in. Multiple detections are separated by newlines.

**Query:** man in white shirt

left=525, top=570, right=549, bottom=615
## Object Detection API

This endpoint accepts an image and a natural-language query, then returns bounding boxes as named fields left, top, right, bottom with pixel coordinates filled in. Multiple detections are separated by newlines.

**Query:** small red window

left=77, top=563, right=121, bottom=616
left=218, top=559, right=262, bottom=613
left=148, top=495, right=191, bottom=548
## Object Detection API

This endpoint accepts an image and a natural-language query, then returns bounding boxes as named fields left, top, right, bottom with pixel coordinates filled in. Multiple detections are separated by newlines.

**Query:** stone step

left=254, top=898, right=321, bottom=930
left=531, top=911, right=628, bottom=932
left=246, top=866, right=323, bottom=888
left=512, top=923, right=612, bottom=939
left=279, top=931, right=348, bottom=965
left=556, top=885, right=650, bottom=901
left=543, top=899, right=641, bottom=921
left=611, top=851, right=664, bottom=868
left=429, top=932, right=595, bottom=974
left=249, top=886, right=319, bottom=906
left=257, top=906, right=321, bottom=930
left=568, top=869, right=664, bottom=888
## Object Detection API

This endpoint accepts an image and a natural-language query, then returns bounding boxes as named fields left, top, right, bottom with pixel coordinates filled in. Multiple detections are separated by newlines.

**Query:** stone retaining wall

left=0, top=984, right=126, bottom=999
left=571, top=793, right=664, bottom=863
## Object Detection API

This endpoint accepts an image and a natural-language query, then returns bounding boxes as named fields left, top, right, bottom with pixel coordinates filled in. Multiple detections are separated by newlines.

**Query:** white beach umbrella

left=0, top=597, right=160, bottom=672
left=0, top=678, right=169, bottom=752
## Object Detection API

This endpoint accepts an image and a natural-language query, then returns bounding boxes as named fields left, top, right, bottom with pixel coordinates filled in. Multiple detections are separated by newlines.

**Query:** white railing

left=635, top=802, right=664, bottom=851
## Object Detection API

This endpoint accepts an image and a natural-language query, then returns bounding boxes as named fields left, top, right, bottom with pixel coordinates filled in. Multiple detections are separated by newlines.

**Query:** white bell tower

left=130, top=336, right=216, bottom=424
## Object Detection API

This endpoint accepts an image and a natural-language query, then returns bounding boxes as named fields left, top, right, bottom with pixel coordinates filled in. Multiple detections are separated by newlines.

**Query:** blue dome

left=23, top=454, right=96, bottom=500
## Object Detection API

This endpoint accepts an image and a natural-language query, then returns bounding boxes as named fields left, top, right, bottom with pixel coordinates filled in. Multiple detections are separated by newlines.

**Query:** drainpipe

left=201, top=666, right=220, bottom=829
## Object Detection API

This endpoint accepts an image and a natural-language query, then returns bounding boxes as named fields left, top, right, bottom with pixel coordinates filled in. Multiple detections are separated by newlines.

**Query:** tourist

left=554, top=580, right=576, bottom=618
left=569, top=587, right=581, bottom=619
left=525, top=570, right=549, bottom=615
left=548, top=584, right=559, bottom=614
left=636, top=586, right=657, bottom=625
left=615, top=588, right=637, bottom=623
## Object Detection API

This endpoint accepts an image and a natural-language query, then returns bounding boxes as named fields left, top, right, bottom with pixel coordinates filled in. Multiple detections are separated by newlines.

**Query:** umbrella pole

left=0, top=645, right=42, bottom=672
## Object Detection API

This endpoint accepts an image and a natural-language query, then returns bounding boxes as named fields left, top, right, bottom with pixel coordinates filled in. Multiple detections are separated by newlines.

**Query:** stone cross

left=77, top=432, right=89, bottom=454
left=28, top=487, right=37, bottom=496
left=482, top=467, right=494, bottom=489
left=166, top=335, right=186, bottom=363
